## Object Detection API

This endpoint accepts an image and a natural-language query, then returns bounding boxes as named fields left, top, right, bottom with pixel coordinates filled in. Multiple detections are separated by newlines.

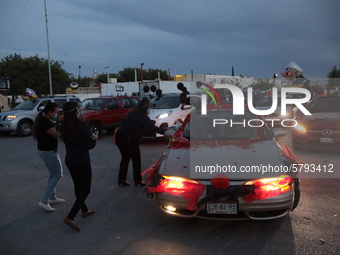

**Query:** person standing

left=116, top=97, right=167, bottom=187
left=60, top=102, right=98, bottom=232
left=32, top=102, right=65, bottom=212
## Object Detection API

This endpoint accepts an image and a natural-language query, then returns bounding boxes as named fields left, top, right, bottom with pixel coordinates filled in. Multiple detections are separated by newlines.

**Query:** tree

left=326, top=66, right=340, bottom=90
left=250, top=78, right=276, bottom=91
left=0, top=53, right=71, bottom=96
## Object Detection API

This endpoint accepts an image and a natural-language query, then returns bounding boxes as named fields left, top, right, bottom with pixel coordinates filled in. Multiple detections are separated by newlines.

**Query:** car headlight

left=160, top=175, right=203, bottom=195
left=294, top=123, right=306, bottom=134
left=6, top=115, right=17, bottom=121
left=244, top=175, right=292, bottom=194
left=157, top=111, right=172, bottom=119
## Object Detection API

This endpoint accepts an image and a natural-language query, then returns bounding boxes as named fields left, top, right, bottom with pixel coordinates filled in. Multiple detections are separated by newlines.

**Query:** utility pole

left=140, top=63, right=144, bottom=82
left=105, top=66, right=109, bottom=83
left=44, top=0, right=53, bottom=95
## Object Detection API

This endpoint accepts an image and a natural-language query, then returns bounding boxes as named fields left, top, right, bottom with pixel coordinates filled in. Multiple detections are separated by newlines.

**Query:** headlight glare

left=157, top=111, right=172, bottom=119
left=6, top=115, right=17, bottom=121
left=294, top=123, right=306, bottom=134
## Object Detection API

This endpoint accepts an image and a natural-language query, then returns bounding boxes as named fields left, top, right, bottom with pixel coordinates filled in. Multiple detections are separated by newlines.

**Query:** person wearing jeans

left=38, top=150, right=63, bottom=205
left=32, top=102, right=65, bottom=212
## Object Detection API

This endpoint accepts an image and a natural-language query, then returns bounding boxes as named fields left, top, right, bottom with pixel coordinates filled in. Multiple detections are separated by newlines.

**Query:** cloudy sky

left=1, top=0, right=339, bottom=80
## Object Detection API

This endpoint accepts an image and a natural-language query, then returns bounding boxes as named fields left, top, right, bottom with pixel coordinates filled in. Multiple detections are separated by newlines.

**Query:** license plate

left=320, top=137, right=333, bottom=143
left=206, top=202, right=237, bottom=214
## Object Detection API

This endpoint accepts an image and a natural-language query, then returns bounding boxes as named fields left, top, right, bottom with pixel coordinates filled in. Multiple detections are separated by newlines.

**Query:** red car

left=79, top=96, right=140, bottom=136
left=292, top=96, right=340, bottom=150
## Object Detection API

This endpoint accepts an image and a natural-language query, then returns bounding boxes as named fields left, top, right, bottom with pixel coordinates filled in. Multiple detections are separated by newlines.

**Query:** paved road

left=0, top=130, right=339, bottom=255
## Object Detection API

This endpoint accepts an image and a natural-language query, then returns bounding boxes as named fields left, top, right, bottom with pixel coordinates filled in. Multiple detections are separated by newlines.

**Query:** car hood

left=299, top=112, right=340, bottom=130
left=255, top=105, right=292, bottom=113
left=0, top=110, right=29, bottom=116
left=160, top=140, right=284, bottom=180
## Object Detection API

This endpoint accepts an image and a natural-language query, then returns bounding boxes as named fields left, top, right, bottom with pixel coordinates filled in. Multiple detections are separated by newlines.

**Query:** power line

left=6, top=0, right=30, bottom=51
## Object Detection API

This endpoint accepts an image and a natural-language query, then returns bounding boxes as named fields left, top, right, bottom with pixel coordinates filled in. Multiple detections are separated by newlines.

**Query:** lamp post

left=168, top=68, right=171, bottom=81
left=105, top=66, right=109, bottom=83
left=140, top=63, right=144, bottom=82
left=78, top=65, right=81, bottom=79
left=44, top=0, right=53, bottom=95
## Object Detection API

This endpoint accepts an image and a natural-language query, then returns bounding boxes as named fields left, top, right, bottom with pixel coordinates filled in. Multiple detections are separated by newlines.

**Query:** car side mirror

left=163, top=129, right=176, bottom=139
left=270, top=128, right=287, bottom=138
left=182, top=105, right=191, bottom=110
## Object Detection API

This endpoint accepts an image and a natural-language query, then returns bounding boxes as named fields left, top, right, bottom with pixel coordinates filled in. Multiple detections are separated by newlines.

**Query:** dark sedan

left=292, top=96, right=340, bottom=150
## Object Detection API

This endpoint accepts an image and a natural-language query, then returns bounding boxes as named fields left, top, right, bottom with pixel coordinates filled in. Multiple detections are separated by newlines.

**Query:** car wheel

left=17, top=120, right=33, bottom=136
left=291, top=178, right=300, bottom=211
left=88, top=121, right=102, bottom=136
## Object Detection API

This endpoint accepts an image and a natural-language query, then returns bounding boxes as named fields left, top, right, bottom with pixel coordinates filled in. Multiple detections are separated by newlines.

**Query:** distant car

left=255, top=95, right=294, bottom=126
left=145, top=108, right=300, bottom=220
left=79, top=96, right=140, bottom=136
left=0, top=96, right=81, bottom=136
left=292, top=96, right=340, bottom=150
left=145, top=94, right=194, bottom=137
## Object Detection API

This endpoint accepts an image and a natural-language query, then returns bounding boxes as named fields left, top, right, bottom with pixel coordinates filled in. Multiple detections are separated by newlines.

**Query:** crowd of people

left=33, top=97, right=166, bottom=232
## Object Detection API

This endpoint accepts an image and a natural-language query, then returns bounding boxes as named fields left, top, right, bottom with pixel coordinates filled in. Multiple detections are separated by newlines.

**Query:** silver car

left=0, top=96, right=80, bottom=136
left=144, top=109, right=300, bottom=220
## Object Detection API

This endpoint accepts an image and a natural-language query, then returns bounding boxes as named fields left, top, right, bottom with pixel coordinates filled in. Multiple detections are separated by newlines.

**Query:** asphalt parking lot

left=1, top=130, right=340, bottom=255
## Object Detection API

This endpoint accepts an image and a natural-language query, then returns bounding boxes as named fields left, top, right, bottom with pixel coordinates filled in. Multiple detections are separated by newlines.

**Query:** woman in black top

left=116, top=97, right=166, bottom=187
left=32, top=102, right=65, bottom=212
left=60, top=102, right=98, bottom=232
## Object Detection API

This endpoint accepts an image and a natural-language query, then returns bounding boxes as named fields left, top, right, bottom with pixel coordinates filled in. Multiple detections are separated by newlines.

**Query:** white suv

left=146, top=94, right=194, bottom=137
left=0, top=96, right=81, bottom=136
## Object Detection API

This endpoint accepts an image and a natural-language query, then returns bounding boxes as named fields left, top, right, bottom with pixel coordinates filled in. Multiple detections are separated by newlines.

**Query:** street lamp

left=78, top=65, right=81, bottom=79
left=140, top=63, right=144, bottom=82
left=168, top=68, right=171, bottom=81
left=44, top=0, right=52, bottom=95
left=105, top=66, right=109, bottom=83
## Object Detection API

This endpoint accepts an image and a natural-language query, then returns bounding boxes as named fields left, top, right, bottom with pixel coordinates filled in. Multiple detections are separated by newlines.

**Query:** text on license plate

left=206, top=202, right=237, bottom=214
left=320, top=137, right=333, bottom=143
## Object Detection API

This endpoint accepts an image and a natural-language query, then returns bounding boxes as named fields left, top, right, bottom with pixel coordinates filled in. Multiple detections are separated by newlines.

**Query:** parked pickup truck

left=79, top=96, right=140, bottom=136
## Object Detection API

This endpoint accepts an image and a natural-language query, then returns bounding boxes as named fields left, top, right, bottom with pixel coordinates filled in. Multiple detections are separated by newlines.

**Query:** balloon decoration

left=280, top=62, right=303, bottom=83
left=24, top=88, right=38, bottom=100
left=66, top=82, right=79, bottom=94
left=334, top=90, right=340, bottom=96
left=329, top=90, right=335, bottom=96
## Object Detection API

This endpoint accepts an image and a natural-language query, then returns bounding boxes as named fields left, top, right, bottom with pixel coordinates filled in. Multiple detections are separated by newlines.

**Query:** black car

left=292, top=96, right=340, bottom=150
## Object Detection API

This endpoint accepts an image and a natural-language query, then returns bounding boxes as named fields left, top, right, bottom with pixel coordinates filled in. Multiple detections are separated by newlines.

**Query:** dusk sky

left=1, top=0, right=339, bottom=80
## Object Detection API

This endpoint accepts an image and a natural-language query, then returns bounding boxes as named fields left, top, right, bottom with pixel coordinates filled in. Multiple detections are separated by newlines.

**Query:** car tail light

left=243, top=175, right=293, bottom=202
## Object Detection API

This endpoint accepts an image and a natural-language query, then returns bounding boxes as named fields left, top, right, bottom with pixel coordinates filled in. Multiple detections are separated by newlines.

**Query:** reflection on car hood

left=302, top=112, right=340, bottom=121
left=161, top=140, right=283, bottom=180
left=148, top=108, right=176, bottom=118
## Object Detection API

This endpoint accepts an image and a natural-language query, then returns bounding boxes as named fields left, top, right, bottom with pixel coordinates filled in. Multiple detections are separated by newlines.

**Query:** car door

left=101, top=98, right=121, bottom=129
left=117, top=98, right=134, bottom=122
